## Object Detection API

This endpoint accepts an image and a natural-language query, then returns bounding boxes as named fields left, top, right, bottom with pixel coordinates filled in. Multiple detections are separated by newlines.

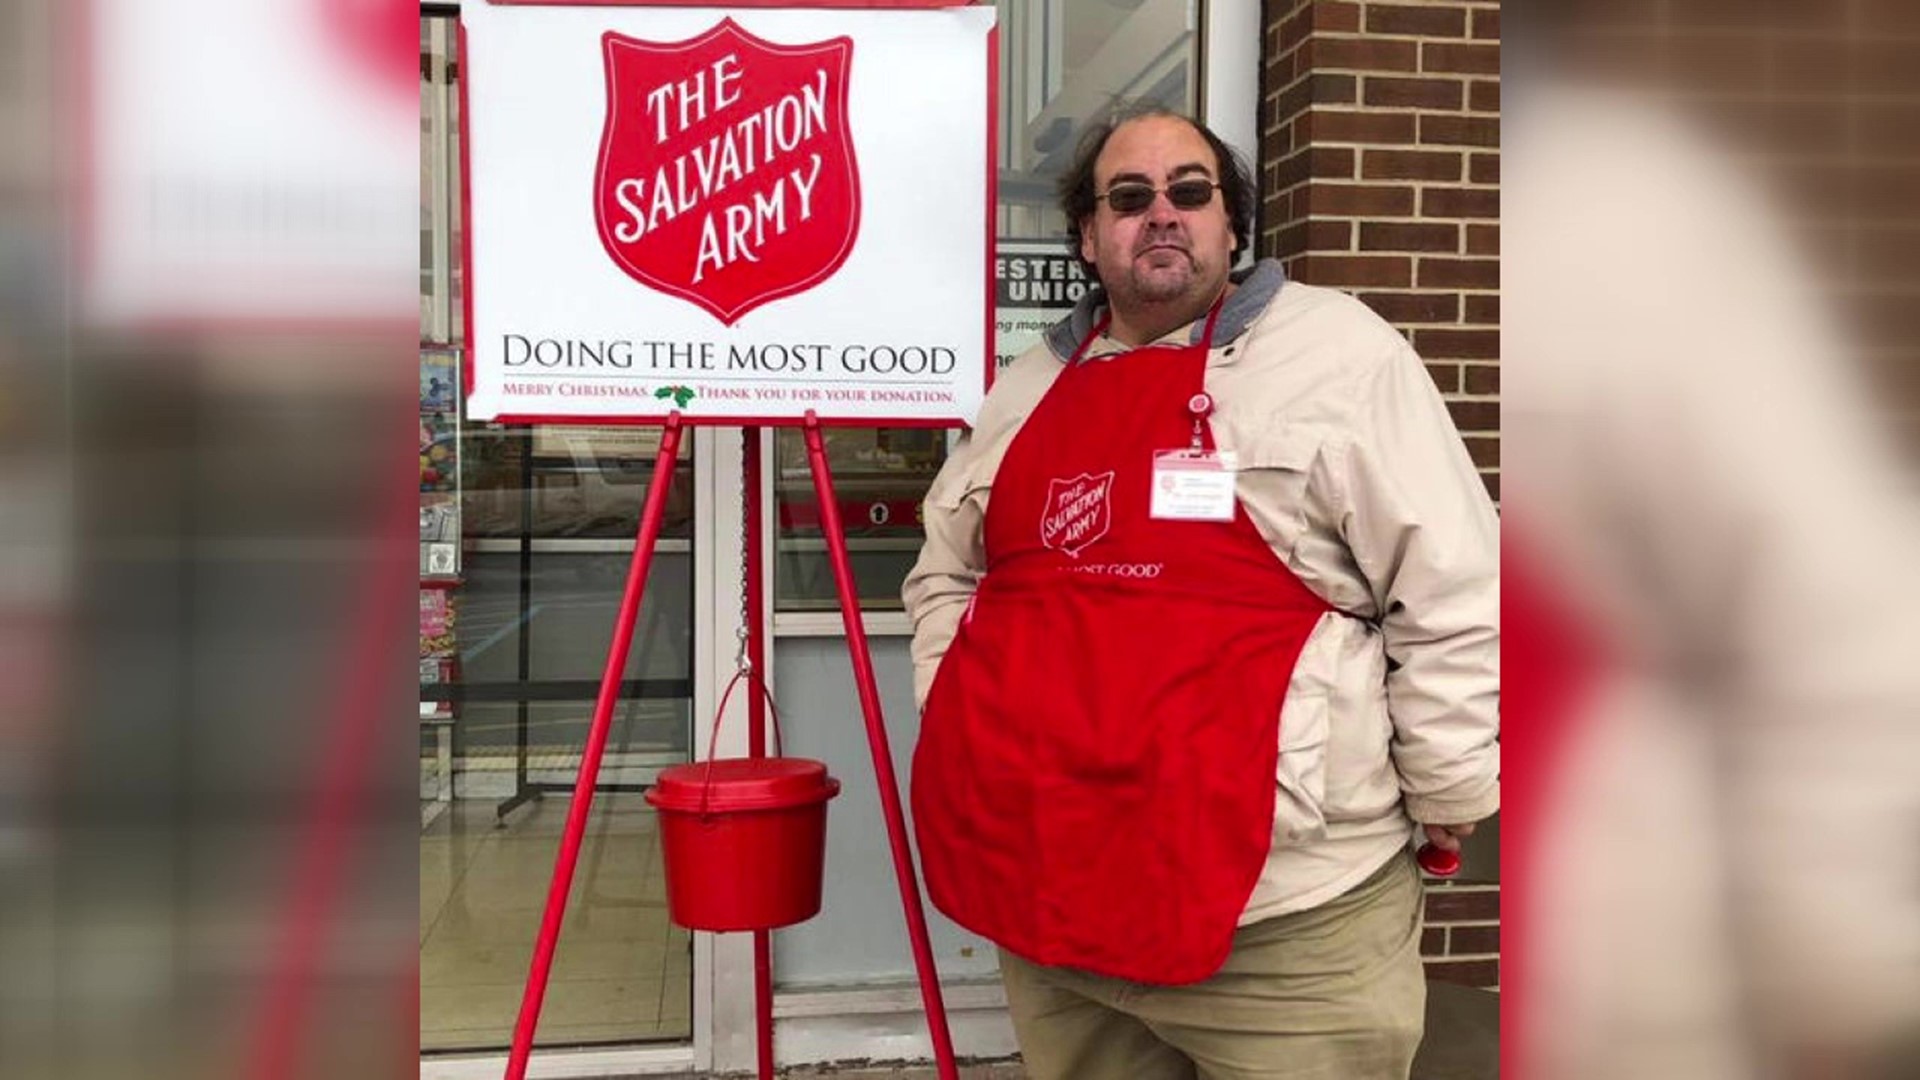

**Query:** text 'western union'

left=995, top=254, right=1092, bottom=306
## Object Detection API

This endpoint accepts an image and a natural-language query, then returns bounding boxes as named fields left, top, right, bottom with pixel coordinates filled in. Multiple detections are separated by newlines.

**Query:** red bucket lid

left=646, top=757, right=840, bottom=814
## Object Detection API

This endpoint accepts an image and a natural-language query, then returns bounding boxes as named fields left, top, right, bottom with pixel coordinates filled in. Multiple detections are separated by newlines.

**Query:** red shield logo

left=595, top=20, right=859, bottom=325
left=1040, top=472, right=1115, bottom=559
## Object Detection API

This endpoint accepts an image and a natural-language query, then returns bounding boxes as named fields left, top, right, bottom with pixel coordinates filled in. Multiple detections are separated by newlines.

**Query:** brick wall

left=1260, top=0, right=1501, bottom=504
left=1420, top=878, right=1501, bottom=988
left=1259, top=0, right=1503, bottom=990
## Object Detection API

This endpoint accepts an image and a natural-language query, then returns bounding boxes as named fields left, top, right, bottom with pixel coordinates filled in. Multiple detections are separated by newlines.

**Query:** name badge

left=1149, top=449, right=1238, bottom=521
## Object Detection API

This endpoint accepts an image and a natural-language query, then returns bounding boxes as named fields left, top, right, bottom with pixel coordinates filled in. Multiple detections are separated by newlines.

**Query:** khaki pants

left=998, top=852, right=1426, bottom=1080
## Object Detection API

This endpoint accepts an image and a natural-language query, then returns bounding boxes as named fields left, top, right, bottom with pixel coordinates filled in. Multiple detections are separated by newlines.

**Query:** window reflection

left=995, top=0, right=1196, bottom=241
left=460, top=425, right=695, bottom=541
left=774, top=427, right=949, bottom=611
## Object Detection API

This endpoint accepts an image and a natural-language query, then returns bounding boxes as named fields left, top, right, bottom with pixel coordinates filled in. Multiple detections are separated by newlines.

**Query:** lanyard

left=1066, top=295, right=1227, bottom=450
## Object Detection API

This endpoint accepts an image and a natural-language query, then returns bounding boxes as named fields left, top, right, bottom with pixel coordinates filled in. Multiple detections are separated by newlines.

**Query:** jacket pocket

left=1321, top=638, right=1400, bottom=826
left=1273, top=688, right=1330, bottom=845
left=1231, top=424, right=1325, bottom=560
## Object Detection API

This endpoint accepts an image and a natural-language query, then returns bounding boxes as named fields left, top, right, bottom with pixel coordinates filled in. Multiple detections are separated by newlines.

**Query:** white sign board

left=461, top=2, right=997, bottom=426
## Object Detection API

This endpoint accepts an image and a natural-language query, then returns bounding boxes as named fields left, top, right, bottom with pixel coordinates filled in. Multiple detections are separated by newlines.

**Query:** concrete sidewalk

left=651, top=982, right=1499, bottom=1078
left=654, top=1065, right=1023, bottom=1079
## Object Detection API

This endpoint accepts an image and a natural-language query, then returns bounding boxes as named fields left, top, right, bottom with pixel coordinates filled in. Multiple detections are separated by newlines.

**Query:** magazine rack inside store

left=502, top=412, right=960, bottom=1080
left=420, top=348, right=464, bottom=829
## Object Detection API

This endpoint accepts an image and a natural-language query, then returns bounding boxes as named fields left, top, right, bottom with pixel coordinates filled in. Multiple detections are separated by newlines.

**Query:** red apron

left=912, top=305, right=1332, bottom=985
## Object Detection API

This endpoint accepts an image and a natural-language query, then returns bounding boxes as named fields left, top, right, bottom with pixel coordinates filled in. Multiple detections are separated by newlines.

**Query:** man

left=902, top=107, right=1499, bottom=1080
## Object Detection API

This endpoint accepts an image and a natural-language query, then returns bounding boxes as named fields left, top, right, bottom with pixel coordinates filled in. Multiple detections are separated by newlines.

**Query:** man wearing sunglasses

left=905, top=107, right=1499, bottom=1080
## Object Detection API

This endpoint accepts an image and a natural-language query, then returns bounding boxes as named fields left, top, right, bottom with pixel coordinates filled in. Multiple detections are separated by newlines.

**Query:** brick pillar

left=1259, top=1, right=1502, bottom=990
left=1260, top=0, right=1501, bottom=504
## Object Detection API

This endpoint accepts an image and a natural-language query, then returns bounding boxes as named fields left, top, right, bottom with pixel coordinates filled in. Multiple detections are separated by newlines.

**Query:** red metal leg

left=754, top=930, right=774, bottom=1077
left=801, top=412, right=959, bottom=1080
left=743, top=425, right=775, bottom=1080
left=504, top=414, right=684, bottom=1080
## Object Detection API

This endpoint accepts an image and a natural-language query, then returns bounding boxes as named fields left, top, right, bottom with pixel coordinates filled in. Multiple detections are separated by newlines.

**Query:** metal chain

left=733, top=427, right=752, bottom=678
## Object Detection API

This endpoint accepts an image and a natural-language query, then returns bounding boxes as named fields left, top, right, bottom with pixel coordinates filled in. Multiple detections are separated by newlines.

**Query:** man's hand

left=1422, top=822, right=1478, bottom=853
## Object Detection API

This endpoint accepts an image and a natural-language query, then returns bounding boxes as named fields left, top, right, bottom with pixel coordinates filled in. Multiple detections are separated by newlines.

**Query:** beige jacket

left=903, top=261, right=1500, bottom=921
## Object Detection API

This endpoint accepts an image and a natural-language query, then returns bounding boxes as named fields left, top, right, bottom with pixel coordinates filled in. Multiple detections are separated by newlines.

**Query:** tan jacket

left=903, top=261, right=1500, bottom=920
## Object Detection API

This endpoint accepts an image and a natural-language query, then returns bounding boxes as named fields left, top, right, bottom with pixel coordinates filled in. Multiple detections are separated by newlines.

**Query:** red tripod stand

left=502, top=411, right=959, bottom=1080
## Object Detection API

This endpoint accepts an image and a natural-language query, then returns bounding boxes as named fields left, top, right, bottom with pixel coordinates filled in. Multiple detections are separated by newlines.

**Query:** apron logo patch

left=1040, top=471, right=1115, bottom=558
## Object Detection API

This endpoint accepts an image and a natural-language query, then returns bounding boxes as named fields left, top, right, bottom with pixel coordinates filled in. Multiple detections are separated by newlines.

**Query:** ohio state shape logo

left=1041, top=471, right=1114, bottom=558
left=595, top=20, right=859, bottom=325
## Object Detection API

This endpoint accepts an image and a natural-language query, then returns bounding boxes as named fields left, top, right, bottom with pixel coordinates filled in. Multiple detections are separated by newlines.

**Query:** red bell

left=1416, top=843, right=1461, bottom=877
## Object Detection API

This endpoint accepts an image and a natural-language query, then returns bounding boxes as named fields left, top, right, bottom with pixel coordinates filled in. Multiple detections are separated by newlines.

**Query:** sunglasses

left=1096, top=178, right=1221, bottom=215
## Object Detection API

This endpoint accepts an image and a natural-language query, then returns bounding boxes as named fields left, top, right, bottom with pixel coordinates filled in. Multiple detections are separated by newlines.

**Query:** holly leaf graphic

left=650, top=384, right=697, bottom=410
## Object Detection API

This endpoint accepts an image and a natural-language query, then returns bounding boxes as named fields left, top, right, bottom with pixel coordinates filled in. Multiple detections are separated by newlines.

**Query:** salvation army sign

left=463, top=2, right=996, bottom=425
left=595, top=21, right=858, bottom=324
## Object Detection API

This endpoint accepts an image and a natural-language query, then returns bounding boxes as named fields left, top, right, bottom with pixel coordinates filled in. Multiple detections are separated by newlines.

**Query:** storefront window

left=773, top=426, right=947, bottom=611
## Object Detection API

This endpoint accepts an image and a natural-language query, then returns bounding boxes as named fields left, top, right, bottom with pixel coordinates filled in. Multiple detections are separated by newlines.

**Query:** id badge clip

left=1150, top=393, right=1238, bottom=522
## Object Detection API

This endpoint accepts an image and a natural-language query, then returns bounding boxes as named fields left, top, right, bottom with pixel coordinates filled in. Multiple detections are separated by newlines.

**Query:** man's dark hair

left=1056, top=105, right=1255, bottom=271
